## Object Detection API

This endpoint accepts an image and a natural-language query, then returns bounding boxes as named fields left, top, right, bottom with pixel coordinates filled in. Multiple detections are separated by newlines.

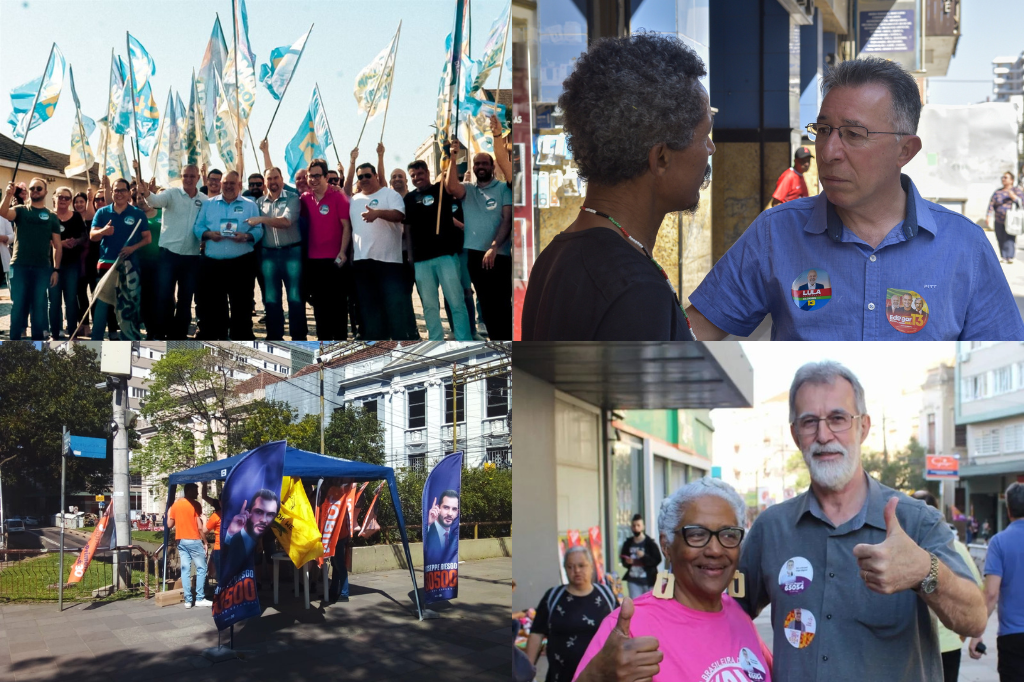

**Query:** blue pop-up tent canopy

left=163, top=445, right=423, bottom=620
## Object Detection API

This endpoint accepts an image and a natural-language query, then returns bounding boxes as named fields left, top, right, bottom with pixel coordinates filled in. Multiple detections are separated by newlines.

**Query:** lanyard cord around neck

left=580, top=206, right=697, bottom=341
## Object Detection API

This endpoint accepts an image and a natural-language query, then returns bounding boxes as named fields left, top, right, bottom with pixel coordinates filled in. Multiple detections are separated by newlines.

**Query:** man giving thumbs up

left=728, top=361, right=987, bottom=682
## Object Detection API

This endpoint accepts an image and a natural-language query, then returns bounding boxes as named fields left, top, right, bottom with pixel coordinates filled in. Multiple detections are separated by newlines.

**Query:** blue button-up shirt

left=192, top=194, right=262, bottom=260
left=690, top=175, right=1024, bottom=340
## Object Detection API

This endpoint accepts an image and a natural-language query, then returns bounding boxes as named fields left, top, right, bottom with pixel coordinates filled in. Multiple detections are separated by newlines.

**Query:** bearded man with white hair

left=729, top=360, right=988, bottom=681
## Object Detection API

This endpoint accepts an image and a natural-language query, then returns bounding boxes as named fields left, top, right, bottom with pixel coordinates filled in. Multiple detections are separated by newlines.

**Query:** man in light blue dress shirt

left=192, top=171, right=262, bottom=339
left=687, top=58, right=1024, bottom=341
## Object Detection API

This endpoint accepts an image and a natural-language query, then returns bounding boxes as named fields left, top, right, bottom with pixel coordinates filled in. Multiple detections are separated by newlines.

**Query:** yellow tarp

left=271, top=476, right=324, bottom=567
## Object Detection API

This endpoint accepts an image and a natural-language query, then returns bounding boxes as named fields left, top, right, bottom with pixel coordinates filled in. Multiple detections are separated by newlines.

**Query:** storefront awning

left=959, top=460, right=1024, bottom=478
left=512, top=342, right=753, bottom=410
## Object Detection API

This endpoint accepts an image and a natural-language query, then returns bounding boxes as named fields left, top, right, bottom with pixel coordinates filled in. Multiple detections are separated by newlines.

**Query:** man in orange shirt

left=770, top=146, right=813, bottom=206
left=167, top=483, right=211, bottom=608
left=206, top=499, right=222, bottom=587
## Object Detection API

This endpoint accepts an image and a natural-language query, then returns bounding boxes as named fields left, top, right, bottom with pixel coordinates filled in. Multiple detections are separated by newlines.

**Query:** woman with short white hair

left=526, top=545, right=617, bottom=682
left=575, top=478, right=772, bottom=682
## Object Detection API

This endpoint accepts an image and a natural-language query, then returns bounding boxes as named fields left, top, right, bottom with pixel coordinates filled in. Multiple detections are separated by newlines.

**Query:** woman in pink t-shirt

left=575, top=478, right=772, bottom=682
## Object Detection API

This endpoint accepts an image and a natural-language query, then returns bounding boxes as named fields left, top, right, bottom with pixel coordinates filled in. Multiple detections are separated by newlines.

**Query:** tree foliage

left=0, top=344, right=138, bottom=507
left=862, top=436, right=936, bottom=494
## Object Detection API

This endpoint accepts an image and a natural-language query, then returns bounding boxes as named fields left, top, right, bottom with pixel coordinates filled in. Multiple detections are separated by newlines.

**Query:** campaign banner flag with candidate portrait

left=353, top=28, right=398, bottom=121
left=213, top=440, right=285, bottom=631
left=422, top=451, right=463, bottom=604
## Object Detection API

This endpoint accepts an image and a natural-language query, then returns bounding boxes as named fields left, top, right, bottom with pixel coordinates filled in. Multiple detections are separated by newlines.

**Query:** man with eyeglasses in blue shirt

left=687, top=57, right=1023, bottom=341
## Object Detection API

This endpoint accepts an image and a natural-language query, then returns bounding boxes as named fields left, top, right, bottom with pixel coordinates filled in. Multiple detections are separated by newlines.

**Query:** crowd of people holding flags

left=2, top=0, right=514, bottom=341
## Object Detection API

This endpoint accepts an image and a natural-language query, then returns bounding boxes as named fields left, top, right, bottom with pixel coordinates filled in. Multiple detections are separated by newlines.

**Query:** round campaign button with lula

left=791, top=269, right=831, bottom=311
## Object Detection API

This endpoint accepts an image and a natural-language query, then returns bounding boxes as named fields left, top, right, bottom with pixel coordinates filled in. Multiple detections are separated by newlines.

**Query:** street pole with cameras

left=112, top=375, right=131, bottom=589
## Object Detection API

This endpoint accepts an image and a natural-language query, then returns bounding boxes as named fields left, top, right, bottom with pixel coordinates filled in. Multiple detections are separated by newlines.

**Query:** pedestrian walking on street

left=969, top=482, right=1024, bottom=682
left=912, top=489, right=985, bottom=682
left=987, top=172, right=1024, bottom=264
left=525, top=546, right=617, bottom=682
left=620, top=513, right=661, bottom=599
left=771, top=146, right=813, bottom=207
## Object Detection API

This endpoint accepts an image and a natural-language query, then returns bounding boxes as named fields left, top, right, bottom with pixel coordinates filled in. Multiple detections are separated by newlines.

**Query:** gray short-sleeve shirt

left=256, top=191, right=301, bottom=248
left=736, top=474, right=974, bottom=682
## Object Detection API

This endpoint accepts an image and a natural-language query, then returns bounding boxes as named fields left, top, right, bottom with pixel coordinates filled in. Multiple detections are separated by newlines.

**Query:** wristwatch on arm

left=917, top=552, right=939, bottom=594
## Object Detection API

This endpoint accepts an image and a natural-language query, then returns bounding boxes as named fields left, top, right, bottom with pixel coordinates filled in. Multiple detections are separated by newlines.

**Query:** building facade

left=993, top=51, right=1024, bottom=103
left=266, top=342, right=511, bottom=472
left=955, top=341, right=1024, bottom=533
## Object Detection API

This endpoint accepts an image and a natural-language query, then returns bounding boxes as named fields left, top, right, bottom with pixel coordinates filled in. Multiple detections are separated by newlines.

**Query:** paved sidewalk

left=0, top=557, right=511, bottom=682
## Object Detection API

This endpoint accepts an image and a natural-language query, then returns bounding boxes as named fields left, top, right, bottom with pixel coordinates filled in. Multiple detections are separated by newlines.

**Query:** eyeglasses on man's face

left=805, top=123, right=912, bottom=148
left=308, top=172, right=323, bottom=180
left=357, top=173, right=373, bottom=181
left=327, top=177, right=340, bottom=185
left=677, top=525, right=745, bottom=549
left=793, top=412, right=863, bottom=436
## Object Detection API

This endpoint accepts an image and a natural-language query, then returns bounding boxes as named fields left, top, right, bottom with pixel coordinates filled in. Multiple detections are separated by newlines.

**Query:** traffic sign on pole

left=69, top=436, right=106, bottom=459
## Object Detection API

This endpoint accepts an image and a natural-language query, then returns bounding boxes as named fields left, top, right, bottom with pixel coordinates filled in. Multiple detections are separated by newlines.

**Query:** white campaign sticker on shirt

left=783, top=608, right=816, bottom=649
left=40, top=212, right=49, bottom=220
left=319, top=204, right=329, bottom=215
left=484, top=197, right=498, bottom=210
left=778, top=556, right=813, bottom=594
left=124, top=216, right=135, bottom=226
left=423, top=195, right=435, bottom=207
left=738, top=647, right=767, bottom=682
left=195, top=199, right=203, bottom=207
left=369, top=199, right=379, bottom=208
left=233, top=205, right=243, bottom=213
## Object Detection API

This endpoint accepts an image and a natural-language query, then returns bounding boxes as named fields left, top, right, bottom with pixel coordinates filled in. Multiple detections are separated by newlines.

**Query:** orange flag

left=67, top=504, right=114, bottom=584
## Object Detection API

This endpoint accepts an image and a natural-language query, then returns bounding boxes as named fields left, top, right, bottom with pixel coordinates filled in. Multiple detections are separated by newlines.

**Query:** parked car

left=4, top=519, right=25, bottom=533
left=23, top=516, right=39, bottom=526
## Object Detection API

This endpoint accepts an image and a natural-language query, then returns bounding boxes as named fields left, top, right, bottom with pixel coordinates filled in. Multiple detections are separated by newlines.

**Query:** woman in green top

left=1, top=179, right=62, bottom=340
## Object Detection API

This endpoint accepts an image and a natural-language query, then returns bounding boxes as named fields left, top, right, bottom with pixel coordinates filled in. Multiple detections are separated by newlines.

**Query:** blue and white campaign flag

left=284, top=107, right=324, bottom=183
left=213, top=70, right=240, bottom=172
left=223, top=0, right=257, bottom=124
left=467, top=0, right=511, bottom=95
left=96, top=116, right=132, bottom=182
left=422, top=451, right=463, bottom=604
left=152, top=88, right=186, bottom=188
left=134, top=81, right=160, bottom=156
left=353, top=27, right=398, bottom=121
left=108, top=55, right=134, bottom=136
left=310, top=85, right=332, bottom=149
left=126, top=33, right=156, bottom=93
left=197, top=16, right=228, bottom=139
left=213, top=441, right=285, bottom=631
left=260, top=26, right=312, bottom=100
left=185, top=75, right=211, bottom=168
left=65, top=65, right=96, bottom=178
left=7, top=43, right=66, bottom=139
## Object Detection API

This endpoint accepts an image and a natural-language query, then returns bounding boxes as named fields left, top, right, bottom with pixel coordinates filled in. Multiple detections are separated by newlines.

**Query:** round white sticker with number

left=423, top=195, right=435, bottom=207
left=125, top=216, right=135, bottom=225
left=319, top=204, right=329, bottom=215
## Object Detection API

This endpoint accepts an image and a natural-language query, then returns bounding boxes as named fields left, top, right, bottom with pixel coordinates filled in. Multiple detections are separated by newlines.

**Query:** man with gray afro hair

left=658, top=477, right=747, bottom=546
left=521, top=32, right=713, bottom=341
left=685, top=55, right=1022, bottom=342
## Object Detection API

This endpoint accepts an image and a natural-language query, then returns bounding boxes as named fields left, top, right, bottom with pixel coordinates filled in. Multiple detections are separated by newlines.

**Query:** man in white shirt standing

left=137, top=164, right=207, bottom=339
left=348, top=162, right=417, bottom=340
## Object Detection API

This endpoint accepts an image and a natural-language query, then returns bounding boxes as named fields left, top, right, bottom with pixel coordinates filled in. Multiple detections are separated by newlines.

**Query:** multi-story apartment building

left=955, top=342, right=1024, bottom=533
left=993, top=51, right=1024, bottom=103
left=265, top=342, right=511, bottom=471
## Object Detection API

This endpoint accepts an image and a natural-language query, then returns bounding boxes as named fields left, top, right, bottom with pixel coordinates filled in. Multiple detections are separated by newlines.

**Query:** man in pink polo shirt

left=300, top=158, right=352, bottom=340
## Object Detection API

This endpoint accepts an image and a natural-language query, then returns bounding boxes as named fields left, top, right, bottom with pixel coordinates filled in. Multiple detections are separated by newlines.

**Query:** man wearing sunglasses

left=348, top=160, right=416, bottom=339
left=686, top=57, right=1022, bottom=341
left=1, top=179, right=62, bottom=340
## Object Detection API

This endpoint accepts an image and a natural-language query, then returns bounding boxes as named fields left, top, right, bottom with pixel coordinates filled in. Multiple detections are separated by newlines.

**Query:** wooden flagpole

left=125, top=32, right=142, bottom=177
left=263, top=23, right=314, bottom=141
left=313, top=84, right=342, bottom=166
left=11, top=42, right=57, bottom=184
left=355, top=25, right=399, bottom=150
left=378, top=21, right=402, bottom=144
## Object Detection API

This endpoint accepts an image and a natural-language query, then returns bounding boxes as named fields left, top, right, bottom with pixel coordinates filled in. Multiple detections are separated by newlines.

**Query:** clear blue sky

left=0, top=0, right=508, bottom=177
left=926, top=0, right=1024, bottom=105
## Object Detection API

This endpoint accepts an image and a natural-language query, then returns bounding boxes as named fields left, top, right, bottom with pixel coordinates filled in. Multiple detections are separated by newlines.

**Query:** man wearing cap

left=686, top=57, right=1023, bottom=341
left=771, top=147, right=813, bottom=206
